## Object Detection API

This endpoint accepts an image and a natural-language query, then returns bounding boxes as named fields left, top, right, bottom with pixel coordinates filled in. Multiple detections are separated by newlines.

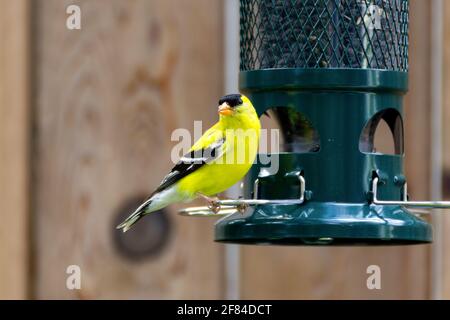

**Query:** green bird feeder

left=183, top=0, right=450, bottom=245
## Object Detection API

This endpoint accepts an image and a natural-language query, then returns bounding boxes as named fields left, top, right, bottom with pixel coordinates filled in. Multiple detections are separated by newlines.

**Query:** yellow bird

left=117, top=94, right=261, bottom=232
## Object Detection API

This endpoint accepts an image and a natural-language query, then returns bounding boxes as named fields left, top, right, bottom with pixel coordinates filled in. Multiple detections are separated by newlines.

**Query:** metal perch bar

left=178, top=175, right=306, bottom=216
left=372, top=177, right=450, bottom=209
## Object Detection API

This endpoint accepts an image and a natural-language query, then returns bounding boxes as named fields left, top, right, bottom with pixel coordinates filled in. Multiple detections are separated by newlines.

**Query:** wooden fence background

left=0, top=0, right=447, bottom=299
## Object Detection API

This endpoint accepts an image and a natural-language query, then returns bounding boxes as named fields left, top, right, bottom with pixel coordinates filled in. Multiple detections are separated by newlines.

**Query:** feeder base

left=214, top=202, right=432, bottom=245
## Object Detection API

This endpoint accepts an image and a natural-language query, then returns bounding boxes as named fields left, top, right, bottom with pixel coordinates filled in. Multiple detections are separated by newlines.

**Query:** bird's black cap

left=219, top=94, right=243, bottom=108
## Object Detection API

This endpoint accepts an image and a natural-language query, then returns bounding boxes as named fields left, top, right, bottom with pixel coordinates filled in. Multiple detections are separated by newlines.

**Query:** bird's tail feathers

left=116, top=198, right=153, bottom=232
left=117, top=186, right=188, bottom=232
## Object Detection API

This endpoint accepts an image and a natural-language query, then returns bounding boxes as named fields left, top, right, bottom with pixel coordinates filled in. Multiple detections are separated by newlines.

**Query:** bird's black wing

left=151, top=138, right=225, bottom=195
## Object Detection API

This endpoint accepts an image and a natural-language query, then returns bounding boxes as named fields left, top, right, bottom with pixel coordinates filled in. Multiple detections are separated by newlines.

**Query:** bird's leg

left=213, top=193, right=248, bottom=214
left=197, top=193, right=221, bottom=214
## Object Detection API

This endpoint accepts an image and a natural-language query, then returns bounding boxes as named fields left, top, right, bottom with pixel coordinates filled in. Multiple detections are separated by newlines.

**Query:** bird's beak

left=218, top=103, right=233, bottom=116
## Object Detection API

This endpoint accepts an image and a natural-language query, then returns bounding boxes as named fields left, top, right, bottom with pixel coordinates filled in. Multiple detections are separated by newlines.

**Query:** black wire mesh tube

left=240, top=0, right=409, bottom=71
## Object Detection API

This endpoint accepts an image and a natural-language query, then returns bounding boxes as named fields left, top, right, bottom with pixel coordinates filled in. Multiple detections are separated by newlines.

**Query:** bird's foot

left=197, top=193, right=221, bottom=214
left=208, top=200, right=221, bottom=214
left=236, top=202, right=248, bottom=215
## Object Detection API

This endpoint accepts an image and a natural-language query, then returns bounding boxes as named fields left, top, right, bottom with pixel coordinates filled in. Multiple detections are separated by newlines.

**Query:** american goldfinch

left=117, top=94, right=261, bottom=232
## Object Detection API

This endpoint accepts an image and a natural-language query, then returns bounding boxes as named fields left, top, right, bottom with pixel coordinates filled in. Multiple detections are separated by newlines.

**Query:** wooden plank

left=0, top=0, right=30, bottom=299
left=401, top=0, right=433, bottom=299
left=240, top=0, right=431, bottom=299
left=440, top=0, right=450, bottom=299
left=33, top=0, right=224, bottom=298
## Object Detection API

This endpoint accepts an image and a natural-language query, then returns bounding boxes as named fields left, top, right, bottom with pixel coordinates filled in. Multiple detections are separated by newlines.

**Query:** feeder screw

left=393, top=175, right=406, bottom=186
